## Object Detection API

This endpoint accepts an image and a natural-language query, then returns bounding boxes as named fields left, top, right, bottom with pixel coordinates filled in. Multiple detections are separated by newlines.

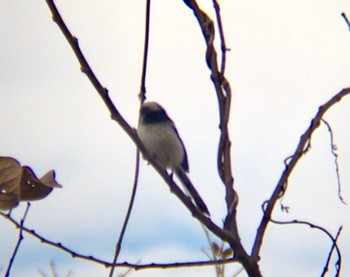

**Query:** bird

left=137, top=101, right=210, bottom=215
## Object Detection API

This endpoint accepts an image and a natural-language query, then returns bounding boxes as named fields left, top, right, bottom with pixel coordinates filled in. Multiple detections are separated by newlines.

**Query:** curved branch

left=321, top=119, right=347, bottom=204
left=252, top=88, right=350, bottom=259
left=270, top=219, right=342, bottom=277
left=182, top=0, right=234, bottom=207
left=321, top=226, right=342, bottom=277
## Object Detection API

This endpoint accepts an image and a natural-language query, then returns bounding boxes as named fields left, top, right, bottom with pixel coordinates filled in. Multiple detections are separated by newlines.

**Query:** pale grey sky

left=1, top=1, right=350, bottom=276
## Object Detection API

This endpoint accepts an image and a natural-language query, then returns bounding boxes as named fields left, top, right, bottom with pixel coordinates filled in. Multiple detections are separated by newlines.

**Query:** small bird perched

left=137, top=101, right=209, bottom=215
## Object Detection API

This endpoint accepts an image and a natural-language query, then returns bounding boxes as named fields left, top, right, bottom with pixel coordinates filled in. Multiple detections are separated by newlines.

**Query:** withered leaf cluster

left=0, top=156, right=61, bottom=210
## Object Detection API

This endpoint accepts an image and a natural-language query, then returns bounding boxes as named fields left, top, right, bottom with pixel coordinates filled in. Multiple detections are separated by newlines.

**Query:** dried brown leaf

left=222, top=247, right=233, bottom=259
left=0, top=157, right=22, bottom=194
left=39, top=170, right=62, bottom=188
left=0, top=193, right=19, bottom=210
left=20, top=167, right=55, bottom=201
left=212, top=242, right=220, bottom=256
left=0, top=156, right=61, bottom=210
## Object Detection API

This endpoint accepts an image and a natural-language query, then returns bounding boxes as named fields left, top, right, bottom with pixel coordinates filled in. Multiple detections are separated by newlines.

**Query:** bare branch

left=271, top=219, right=342, bottom=277
left=109, top=150, right=141, bottom=277
left=1, top=210, right=110, bottom=267
left=182, top=1, right=263, bottom=276
left=252, top=88, right=350, bottom=259
left=138, top=0, right=151, bottom=103
left=5, top=203, right=31, bottom=277
left=321, top=226, right=342, bottom=277
left=212, top=0, right=229, bottom=77
left=1, top=210, right=238, bottom=270
left=131, top=258, right=238, bottom=270
left=110, top=0, right=151, bottom=274
left=183, top=0, right=233, bottom=195
left=341, top=12, right=350, bottom=31
left=183, top=0, right=235, bottom=224
left=321, top=119, right=347, bottom=204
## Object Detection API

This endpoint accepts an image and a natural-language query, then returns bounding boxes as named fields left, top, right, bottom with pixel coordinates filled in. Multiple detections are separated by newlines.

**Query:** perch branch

left=43, top=0, right=234, bottom=247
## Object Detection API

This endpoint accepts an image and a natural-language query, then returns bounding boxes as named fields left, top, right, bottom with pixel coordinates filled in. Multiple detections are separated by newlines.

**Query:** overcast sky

left=1, top=0, right=350, bottom=276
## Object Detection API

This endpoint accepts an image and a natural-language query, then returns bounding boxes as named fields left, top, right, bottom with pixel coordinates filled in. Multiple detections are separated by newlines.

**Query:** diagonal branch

left=341, top=12, right=350, bottom=31
left=321, top=226, right=342, bottom=277
left=252, top=88, right=350, bottom=259
left=5, top=203, right=31, bottom=277
left=44, top=0, right=232, bottom=244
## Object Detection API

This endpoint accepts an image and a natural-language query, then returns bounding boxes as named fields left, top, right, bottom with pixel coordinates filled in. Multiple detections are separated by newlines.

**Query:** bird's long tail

left=175, top=169, right=210, bottom=215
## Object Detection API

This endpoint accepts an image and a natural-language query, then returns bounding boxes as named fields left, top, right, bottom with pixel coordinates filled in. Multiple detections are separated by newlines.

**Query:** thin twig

left=321, top=226, right=342, bottom=277
left=139, top=0, right=151, bottom=103
left=184, top=0, right=234, bottom=224
left=109, top=150, right=141, bottom=277
left=271, top=219, right=342, bottom=277
left=5, top=202, right=31, bottom=277
left=321, top=119, right=347, bottom=204
left=341, top=13, right=350, bottom=31
left=0, top=210, right=238, bottom=270
left=252, top=88, right=350, bottom=260
left=109, top=0, right=151, bottom=274
left=212, top=0, right=228, bottom=77
left=201, top=226, right=221, bottom=277
left=183, top=1, right=260, bottom=275
left=0, top=209, right=108, bottom=267
left=132, top=258, right=238, bottom=270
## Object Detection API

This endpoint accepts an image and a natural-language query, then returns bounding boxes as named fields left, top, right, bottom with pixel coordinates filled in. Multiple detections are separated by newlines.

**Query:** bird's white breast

left=137, top=123, right=184, bottom=170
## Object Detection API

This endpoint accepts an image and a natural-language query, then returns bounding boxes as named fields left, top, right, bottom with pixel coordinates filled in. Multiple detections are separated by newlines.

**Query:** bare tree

left=1, top=1, right=349, bottom=277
